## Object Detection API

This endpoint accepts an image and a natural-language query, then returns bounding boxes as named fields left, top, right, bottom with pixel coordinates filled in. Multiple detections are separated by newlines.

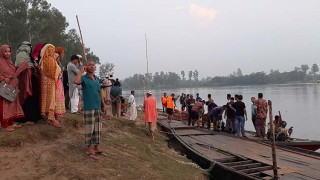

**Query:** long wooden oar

left=76, top=15, right=87, bottom=62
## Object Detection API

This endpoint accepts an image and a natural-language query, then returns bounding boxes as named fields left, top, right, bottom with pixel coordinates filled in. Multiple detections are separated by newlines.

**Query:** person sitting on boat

left=210, top=105, right=227, bottom=131
left=191, top=100, right=205, bottom=126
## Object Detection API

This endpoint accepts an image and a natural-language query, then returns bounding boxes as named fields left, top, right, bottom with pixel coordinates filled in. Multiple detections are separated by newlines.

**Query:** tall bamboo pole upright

left=76, top=15, right=88, bottom=62
left=268, top=100, right=279, bottom=180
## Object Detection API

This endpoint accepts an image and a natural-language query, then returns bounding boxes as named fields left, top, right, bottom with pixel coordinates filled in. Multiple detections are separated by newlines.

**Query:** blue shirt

left=81, top=74, right=101, bottom=110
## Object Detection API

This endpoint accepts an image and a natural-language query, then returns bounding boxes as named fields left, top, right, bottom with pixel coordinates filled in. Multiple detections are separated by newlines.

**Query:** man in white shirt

left=67, top=55, right=80, bottom=113
left=128, top=90, right=137, bottom=120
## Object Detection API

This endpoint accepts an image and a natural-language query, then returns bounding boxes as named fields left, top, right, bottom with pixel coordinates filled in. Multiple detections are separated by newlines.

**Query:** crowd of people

left=161, top=92, right=269, bottom=139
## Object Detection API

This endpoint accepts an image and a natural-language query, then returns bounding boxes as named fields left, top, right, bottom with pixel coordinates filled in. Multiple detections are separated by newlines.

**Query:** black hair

left=171, top=93, right=175, bottom=96
left=131, top=90, right=135, bottom=94
left=230, top=97, right=234, bottom=100
left=208, top=94, right=211, bottom=98
left=227, top=94, right=231, bottom=98
left=71, top=55, right=79, bottom=61
left=275, top=115, right=279, bottom=120
left=238, top=95, right=243, bottom=100
left=113, top=81, right=120, bottom=86
left=258, top=93, right=263, bottom=98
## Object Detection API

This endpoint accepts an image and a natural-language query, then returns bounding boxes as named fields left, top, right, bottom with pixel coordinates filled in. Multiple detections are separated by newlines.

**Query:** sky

left=48, top=0, right=320, bottom=79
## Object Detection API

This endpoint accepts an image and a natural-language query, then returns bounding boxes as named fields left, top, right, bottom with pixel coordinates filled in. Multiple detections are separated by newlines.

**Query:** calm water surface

left=123, top=83, right=320, bottom=141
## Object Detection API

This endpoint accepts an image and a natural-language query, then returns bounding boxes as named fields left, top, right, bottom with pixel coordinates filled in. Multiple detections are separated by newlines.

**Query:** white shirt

left=128, top=94, right=136, bottom=106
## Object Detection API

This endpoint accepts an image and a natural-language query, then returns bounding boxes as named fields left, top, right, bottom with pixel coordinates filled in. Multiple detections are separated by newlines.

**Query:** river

left=122, top=83, right=320, bottom=141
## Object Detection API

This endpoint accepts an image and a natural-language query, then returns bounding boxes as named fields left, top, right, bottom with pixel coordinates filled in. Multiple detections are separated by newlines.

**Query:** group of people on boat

left=161, top=92, right=278, bottom=139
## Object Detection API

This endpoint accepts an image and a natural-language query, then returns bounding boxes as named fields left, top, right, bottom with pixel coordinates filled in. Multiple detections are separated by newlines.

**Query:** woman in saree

left=0, top=44, right=29, bottom=132
left=39, top=44, right=61, bottom=128
left=15, top=41, right=41, bottom=125
left=54, top=47, right=66, bottom=121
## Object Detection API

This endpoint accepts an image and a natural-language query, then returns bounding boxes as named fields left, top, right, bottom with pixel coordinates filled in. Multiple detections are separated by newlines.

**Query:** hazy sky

left=48, top=0, right=320, bottom=79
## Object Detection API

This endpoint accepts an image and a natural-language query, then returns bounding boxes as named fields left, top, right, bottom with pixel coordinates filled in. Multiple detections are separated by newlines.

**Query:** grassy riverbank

left=0, top=109, right=207, bottom=179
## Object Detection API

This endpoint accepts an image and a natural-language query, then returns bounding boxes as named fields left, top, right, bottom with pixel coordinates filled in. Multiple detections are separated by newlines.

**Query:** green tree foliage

left=311, top=63, right=319, bottom=75
left=0, top=0, right=100, bottom=66
left=193, top=69, right=199, bottom=81
left=188, top=70, right=192, bottom=81
left=122, top=64, right=316, bottom=90
left=181, top=70, right=185, bottom=80
left=99, top=62, right=115, bottom=79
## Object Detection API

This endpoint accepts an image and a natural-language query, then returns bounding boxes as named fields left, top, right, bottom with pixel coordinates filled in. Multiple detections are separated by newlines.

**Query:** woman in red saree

left=0, top=44, right=29, bottom=132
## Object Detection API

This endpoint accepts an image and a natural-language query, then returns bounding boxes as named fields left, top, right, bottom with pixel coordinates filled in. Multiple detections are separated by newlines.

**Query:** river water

left=122, top=83, right=320, bottom=141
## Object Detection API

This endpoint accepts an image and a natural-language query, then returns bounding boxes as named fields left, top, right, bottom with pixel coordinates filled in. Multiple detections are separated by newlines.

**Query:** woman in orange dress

left=39, top=44, right=61, bottom=128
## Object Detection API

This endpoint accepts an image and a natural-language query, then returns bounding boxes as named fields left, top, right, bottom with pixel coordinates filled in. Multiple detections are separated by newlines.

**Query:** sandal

left=48, top=120, right=62, bottom=128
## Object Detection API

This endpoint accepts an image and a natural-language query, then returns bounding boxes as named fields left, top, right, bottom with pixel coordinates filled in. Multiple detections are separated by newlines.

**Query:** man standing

left=225, top=97, right=236, bottom=133
left=110, top=81, right=122, bottom=117
left=231, top=95, right=248, bottom=137
left=128, top=90, right=137, bottom=121
left=251, top=97, right=258, bottom=136
left=74, top=60, right=107, bottom=159
left=67, top=55, right=80, bottom=113
left=191, top=100, right=205, bottom=126
left=255, top=93, right=268, bottom=139
left=161, top=93, right=167, bottom=114
left=103, top=76, right=112, bottom=103
left=144, top=91, right=158, bottom=140
left=166, top=93, right=176, bottom=121
left=186, top=94, right=195, bottom=126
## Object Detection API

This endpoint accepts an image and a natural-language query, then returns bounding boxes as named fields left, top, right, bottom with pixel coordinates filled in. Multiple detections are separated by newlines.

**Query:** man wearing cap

left=143, top=91, right=158, bottom=140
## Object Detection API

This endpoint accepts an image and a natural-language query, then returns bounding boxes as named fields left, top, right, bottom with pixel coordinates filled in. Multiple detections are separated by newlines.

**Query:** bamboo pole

left=268, top=100, right=279, bottom=180
left=76, top=15, right=88, bottom=62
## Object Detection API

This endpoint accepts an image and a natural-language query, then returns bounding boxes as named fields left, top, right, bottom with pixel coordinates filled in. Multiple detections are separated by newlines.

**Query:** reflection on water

left=122, top=84, right=320, bottom=140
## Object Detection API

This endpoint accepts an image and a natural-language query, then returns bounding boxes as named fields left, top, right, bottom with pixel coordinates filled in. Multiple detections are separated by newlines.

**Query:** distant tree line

left=0, top=0, right=100, bottom=67
left=122, top=64, right=319, bottom=90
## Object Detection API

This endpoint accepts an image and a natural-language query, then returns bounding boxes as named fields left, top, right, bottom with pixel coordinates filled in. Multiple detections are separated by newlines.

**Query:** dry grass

left=0, top=109, right=208, bottom=179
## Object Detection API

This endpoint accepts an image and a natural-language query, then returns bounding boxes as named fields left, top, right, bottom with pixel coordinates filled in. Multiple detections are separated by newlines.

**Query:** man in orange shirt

left=144, top=91, right=158, bottom=140
left=166, top=93, right=176, bottom=121
left=161, top=92, right=167, bottom=114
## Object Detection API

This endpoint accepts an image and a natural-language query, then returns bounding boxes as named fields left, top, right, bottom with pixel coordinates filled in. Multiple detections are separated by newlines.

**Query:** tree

left=181, top=70, right=185, bottom=80
left=193, top=69, right=199, bottom=81
left=236, top=68, right=243, bottom=77
left=311, top=63, right=319, bottom=75
left=99, top=62, right=115, bottom=79
left=188, top=70, right=193, bottom=81
left=301, top=64, right=309, bottom=74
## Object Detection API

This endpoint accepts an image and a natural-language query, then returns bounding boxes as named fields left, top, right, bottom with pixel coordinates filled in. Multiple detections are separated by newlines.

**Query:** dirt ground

left=0, top=108, right=208, bottom=180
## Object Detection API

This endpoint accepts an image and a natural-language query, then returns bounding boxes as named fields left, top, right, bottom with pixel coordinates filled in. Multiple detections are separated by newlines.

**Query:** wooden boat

left=159, top=109, right=320, bottom=152
left=172, top=110, right=189, bottom=121
left=157, top=119, right=320, bottom=180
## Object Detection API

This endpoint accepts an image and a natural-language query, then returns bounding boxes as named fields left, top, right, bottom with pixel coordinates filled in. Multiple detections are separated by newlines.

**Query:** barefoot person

left=143, top=91, right=158, bottom=140
left=74, top=60, right=107, bottom=159
left=0, top=44, right=29, bottom=132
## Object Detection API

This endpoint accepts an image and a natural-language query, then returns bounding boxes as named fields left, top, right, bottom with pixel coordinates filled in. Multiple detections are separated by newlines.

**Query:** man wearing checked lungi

left=74, top=60, right=107, bottom=160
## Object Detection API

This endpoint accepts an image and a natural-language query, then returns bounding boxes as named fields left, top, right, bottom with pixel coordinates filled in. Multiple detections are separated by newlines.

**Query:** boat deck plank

left=158, top=120, right=320, bottom=179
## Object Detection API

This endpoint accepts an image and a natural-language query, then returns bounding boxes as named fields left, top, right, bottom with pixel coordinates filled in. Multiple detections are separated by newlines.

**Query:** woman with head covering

left=15, top=41, right=42, bottom=125
left=39, top=44, right=61, bottom=128
left=0, top=44, right=29, bottom=132
left=53, top=47, right=66, bottom=121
